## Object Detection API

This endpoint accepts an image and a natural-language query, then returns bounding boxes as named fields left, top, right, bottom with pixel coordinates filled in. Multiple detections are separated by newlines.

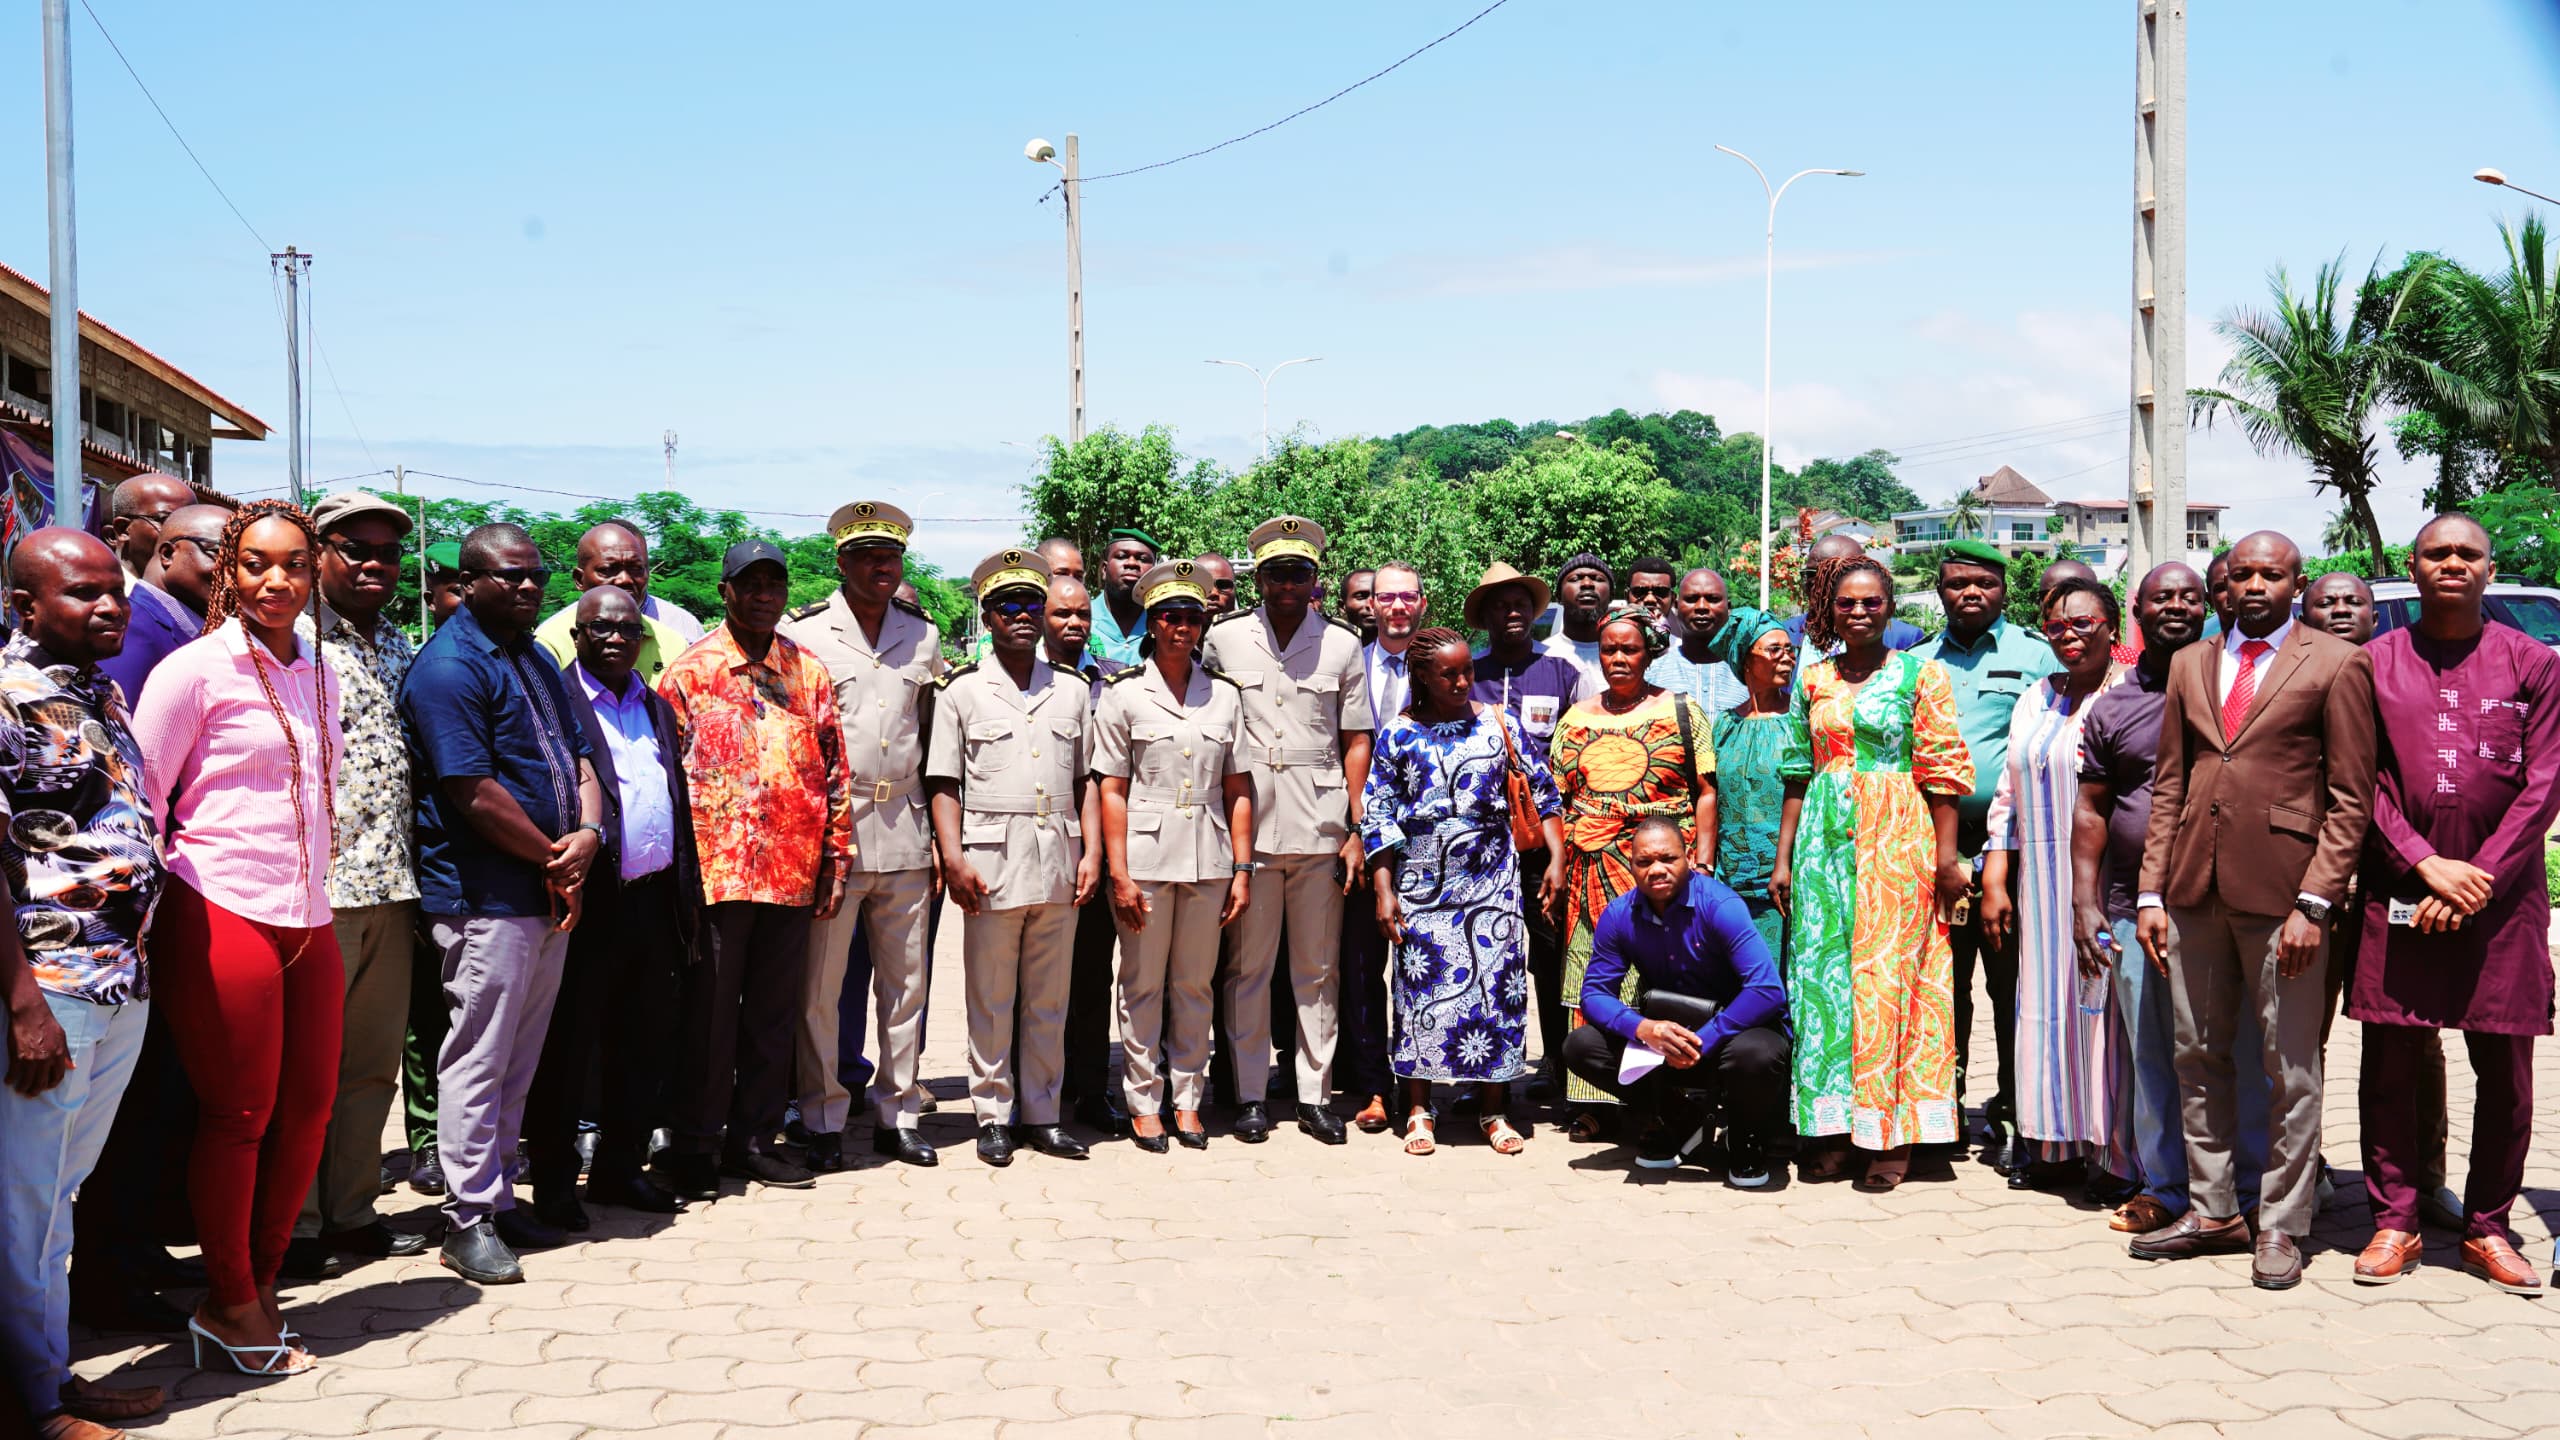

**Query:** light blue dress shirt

left=576, top=664, right=677, bottom=881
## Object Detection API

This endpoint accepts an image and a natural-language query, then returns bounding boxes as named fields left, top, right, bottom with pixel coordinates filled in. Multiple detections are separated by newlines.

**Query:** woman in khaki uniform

left=1093, top=561, right=1254, bottom=1152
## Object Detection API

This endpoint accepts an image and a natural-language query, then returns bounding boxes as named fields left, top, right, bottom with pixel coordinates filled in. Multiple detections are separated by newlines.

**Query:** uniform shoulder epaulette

left=786, top=599, right=829, bottom=622
left=934, top=661, right=979, bottom=690
left=1322, top=614, right=1362, bottom=637
left=1102, top=665, right=1146, bottom=686
left=1211, top=608, right=1254, bottom=625
left=892, top=596, right=930, bottom=621
left=1203, top=666, right=1242, bottom=687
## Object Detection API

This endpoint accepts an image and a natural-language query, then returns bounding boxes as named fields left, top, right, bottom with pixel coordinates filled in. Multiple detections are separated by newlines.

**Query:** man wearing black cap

left=654, top=540, right=853, bottom=1196
left=780, top=502, right=945, bottom=1170
left=1087, top=529, right=1158, bottom=667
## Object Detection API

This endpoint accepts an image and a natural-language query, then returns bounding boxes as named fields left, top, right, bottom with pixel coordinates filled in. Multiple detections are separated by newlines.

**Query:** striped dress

left=1984, top=674, right=2132, bottom=1176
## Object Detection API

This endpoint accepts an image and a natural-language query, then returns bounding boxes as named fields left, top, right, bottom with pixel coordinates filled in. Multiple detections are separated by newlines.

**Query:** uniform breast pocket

left=965, top=719, right=1013, bottom=783
left=1130, top=724, right=1174, bottom=776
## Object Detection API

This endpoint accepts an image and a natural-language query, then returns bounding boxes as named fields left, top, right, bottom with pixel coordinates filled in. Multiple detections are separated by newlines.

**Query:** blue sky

left=6, top=1, right=2558, bottom=572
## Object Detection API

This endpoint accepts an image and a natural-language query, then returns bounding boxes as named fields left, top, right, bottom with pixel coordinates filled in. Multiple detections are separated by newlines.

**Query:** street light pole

left=2476, top=168, right=2560, bottom=207
left=1205, top=357, right=1323, bottom=459
left=1714, top=146, right=1862, bottom=610
left=41, top=0, right=82, bottom=526
left=1025, top=136, right=1085, bottom=444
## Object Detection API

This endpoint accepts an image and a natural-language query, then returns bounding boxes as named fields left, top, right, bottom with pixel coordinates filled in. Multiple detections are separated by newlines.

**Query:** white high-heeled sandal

left=188, top=1317, right=315, bottom=1377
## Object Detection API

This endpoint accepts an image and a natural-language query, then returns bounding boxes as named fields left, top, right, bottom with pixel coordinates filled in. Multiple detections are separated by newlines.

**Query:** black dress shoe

left=586, top=1172, right=685, bottom=1214
left=534, top=1194, right=591, bottom=1233
left=1296, top=1103, right=1347, bottom=1146
left=721, top=1150, right=817, bottom=1189
left=799, top=1130, right=848, bottom=1173
left=1131, top=1129, right=1171, bottom=1154
left=493, top=1207, right=567, bottom=1252
left=653, top=1152, right=721, bottom=1201
left=68, top=1283, right=189, bottom=1335
left=440, top=1224, right=523, bottom=1285
left=279, top=1238, right=344, bottom=1281
left=1021, top=1124, right=1089, bottom=1160
left=321, top=1220, right=432, bottom=1257
left=1232, top=1103, right=1273, bottom=1144
left=976, top=1125, right=1016, bottom=1168
left=1074, top=1095, right=1132, bottom=1138
left=379, top=1161, right=397, bottom=1195
left=1174, top=1117, right=1209, bottom=1151
left=409, top=1146, right=447, bottom=1196
left=872, top=1126, right=939, bottom=1168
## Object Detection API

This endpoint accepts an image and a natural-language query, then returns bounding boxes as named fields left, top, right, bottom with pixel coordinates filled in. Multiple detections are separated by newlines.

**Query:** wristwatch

left=2293, top=896, right=2331, bottom=924
left=578, top=821, right=607, bottom=842
left=1231, top=861, right=1262, bottom=874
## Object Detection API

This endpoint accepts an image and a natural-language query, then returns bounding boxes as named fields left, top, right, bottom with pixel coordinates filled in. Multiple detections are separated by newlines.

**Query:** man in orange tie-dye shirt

left=655, top=540, right=852, bottom=1197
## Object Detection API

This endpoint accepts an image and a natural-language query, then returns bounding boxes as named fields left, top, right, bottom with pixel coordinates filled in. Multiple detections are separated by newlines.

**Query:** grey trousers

left=2165, top=901, right=2327, bottom=1237
left=1227, top=852, right=1343, bottom=1102
left=433, top=914, right=570, bottom=1231
left=298, top=899, right=416, bottom=1237
left=796, top=866, right=933, bottom=1133
left=962, top=902, right=1077, bottom=1126
left=1116, top=878, right=1225, bottom=1114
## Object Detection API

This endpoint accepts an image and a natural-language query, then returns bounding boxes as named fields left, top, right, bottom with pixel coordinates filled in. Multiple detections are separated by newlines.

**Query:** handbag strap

left=1672, top=693, right=1701, bottom=797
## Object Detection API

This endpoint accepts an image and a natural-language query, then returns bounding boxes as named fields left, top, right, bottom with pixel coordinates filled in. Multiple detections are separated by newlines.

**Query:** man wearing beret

left=781, top=502, right=945, bottom=1170
left=1201, top=516, right=1373, bottom=1145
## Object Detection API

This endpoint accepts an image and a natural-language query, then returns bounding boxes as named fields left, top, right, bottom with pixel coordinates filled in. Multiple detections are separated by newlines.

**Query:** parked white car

left=2363, top=578, right=2560, bottom=657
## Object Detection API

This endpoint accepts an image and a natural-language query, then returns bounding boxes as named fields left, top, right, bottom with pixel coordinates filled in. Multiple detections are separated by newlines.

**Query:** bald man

left=106, top=475, right=194, bottom=590
left=534, top=523, right=696, bottom=685
left=2302, top=572, right=2375, bottom=647
left=98, top=505, right=224, bottom=710
left=1194, top=554, right=1239, bottom=618
left=1038, top=538, right=1085, bottom=585
left=0, top=528, right=170, bottom=1429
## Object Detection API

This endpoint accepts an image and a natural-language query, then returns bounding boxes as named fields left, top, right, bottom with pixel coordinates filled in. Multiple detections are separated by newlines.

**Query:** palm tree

left=2407, top=216, right=2560, bottom=484
left=2320, top=506, right=2363, bottom=557
left=1945, top=485, right=1989, bottom=541
left=2191, top=254, right=2431, bottom=566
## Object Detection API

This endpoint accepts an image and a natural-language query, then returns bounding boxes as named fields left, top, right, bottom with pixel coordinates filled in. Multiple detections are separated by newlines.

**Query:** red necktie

left=2222, top=638, right=2272, bottom=743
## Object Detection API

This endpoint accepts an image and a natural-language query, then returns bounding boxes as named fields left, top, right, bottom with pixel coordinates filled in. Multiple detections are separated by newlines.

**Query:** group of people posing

left=0, top=476, right=2550, bottom=1440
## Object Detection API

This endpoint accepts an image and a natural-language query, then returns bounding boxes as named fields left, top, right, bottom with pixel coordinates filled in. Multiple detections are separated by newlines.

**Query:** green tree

left=2471, top=482, right=2560, bottom=584
left=1466, top=440, right=1676, bottom=593
left=1795, top=449, right=1921, bottom=520
left=1021, top=424, right=1226, bottom=560
left=2403, top=216, right=2560, bottom=489
left=2190, top=254, right=2430, bottom=567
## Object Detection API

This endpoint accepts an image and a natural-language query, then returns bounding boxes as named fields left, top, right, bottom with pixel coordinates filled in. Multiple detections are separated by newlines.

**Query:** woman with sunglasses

left=1977, top=576, right=2136, bottom=1203
left=1091, top=561, right=1252, bottom=1151
left=1772, top=555, right=1972, bottom=1192
left=130, top=500, right=345, bottom=1376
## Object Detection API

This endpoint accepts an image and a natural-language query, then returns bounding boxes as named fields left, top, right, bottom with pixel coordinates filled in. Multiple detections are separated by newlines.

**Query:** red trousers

left=154, top=880, right=344, bottom=1308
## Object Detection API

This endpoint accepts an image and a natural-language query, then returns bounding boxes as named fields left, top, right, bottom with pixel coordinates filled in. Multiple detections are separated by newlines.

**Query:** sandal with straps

left=1402, top=1110, right=1437, bottom=1156
left=1480, top=1115, right=1527, bottom=1156
left=188, top=1317, right=315, bottom=1377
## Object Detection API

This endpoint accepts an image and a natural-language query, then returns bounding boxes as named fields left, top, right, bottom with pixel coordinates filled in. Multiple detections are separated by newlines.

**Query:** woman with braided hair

left=132, top=500, right=344, bottom=1376
left=1547, top=602, right=1717, bottom=1135
left=1772, top=554, right=1971, bottom=1192
left=1361, top=627, right=1562, bottom=1155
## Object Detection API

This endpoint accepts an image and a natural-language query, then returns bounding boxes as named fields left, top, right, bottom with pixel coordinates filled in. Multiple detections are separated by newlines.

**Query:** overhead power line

left=1067, top=0, right=1515, bottom=187
left=77, top=0, right=269, bottom=253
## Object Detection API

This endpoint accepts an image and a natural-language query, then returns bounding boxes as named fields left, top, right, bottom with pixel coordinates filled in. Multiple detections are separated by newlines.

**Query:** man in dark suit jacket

left=525, top=586, right=702, bottom=1225
left=2129, top=531, right=2377, bottom=1290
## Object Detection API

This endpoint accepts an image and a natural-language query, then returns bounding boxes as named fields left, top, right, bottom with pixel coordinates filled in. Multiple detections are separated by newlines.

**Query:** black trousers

left=1949, top=868, right=2019, bottom=1131
left=1520, top=850, right=1567, bottom=1075
left=70, top=1004, right=197, bottom=1289
left=672, top=900, right=811, bottom=1159
left=1058, top=890, right=1119, bottom=1106
left=1337, top=886, right=1393, bottom=1100
left=1559, top=1021, right=1791, bottom=1142
left=527, top=870, right=687, bottom=1195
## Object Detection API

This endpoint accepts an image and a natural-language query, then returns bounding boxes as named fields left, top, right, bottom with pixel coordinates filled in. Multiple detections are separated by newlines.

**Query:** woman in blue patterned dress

left=1362, top=629, right=1565, bottom=1157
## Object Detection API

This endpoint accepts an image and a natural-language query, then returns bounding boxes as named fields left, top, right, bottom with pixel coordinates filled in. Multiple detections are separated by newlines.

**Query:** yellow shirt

left=534, top=604, right=695, bottom=688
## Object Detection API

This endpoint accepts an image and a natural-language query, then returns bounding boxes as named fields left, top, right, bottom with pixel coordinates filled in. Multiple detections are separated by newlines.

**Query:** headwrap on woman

left=1596, top=601, right=1671, bottom=662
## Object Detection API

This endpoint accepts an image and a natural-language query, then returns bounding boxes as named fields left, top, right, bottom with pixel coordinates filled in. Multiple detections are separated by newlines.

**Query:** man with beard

left=1649, top=567, right=1749, bottom=715
left=1625, top=556, right=1679, bottom=631
left=1085, top=529, right=1157, bottom=667
left=1541, top=554, right=1614, bottom=692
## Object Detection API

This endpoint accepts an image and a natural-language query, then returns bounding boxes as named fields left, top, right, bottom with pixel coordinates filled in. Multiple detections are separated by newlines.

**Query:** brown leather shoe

left=2252, top=1230, right=2304, bottom=1290
left=2128, top=1209, right=2251, bottom=1261
left=2353, top=1229, right=2424, bottom=1286
left=2110, top=1195, right=2173, bottom=1234
left=2461, top=1235, right=2545, bottom=1296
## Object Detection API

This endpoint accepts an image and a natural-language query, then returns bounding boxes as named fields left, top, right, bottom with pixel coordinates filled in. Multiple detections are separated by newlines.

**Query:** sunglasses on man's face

left=1625, top=584, right=1673, bottom=600
left=991, top=599, right=1046, bottom=619
left=469, top=566, right=554, bottom=589
left=328, top=537, right=406, bottom=567
left=1260, top=564, right=1316, bottom=584
left=578, top=621, right=643, bottom=640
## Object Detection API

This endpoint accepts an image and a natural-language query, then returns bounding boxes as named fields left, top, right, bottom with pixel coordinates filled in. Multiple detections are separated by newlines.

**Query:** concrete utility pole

left=395, top=461, right=423, bottom=633
left=1025, top=135, right=1084, bottom=444
left=2128, top=0, right=2189, bottom=573
left=273, top=247, right=312, bottom=508
left=42, top=0, right=82, bottom=525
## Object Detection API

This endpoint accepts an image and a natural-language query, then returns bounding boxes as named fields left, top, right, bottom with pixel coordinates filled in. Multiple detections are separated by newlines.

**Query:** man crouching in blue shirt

left=1564, top=817, right=1791, bottom=1187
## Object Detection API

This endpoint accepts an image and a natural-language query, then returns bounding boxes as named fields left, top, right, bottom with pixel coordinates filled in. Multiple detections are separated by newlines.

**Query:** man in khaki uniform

left=1202, top=517, right=1373, bottom=1145
left=780, top=501, right=945, bottom=1170
left=929, top=549, right=1102, bottom=1168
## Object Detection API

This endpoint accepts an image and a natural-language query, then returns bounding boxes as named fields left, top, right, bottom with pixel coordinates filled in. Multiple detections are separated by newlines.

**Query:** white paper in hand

left=1618, top=1038, right=1666, bottom=1086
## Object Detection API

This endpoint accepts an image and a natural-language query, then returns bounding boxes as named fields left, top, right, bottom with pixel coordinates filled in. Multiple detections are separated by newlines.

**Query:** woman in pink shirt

left=132, top=500, right=344, bottom=1377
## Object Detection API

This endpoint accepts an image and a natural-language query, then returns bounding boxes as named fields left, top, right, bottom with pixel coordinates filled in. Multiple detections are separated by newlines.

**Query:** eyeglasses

left=2041, top=615, right=2110, bottom=639
left=1625, top=584, right=1673, bottom=600
left=166, top=535, right=220, bottom=560
left=468, top=566, right=554, bottom=589
left=1832, top=594, right=1890, bottom=613
left=991, top=599, right=1046, bottom=618
left=1372, top=590, right=1422, bottom=606
left=578, top=621, right=643, bottom=640
left=328, top=537, right=406, bottom=567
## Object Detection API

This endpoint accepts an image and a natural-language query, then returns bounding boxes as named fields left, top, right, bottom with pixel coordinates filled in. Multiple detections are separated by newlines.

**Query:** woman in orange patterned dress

left=1771, top=556, right=1972, bottom=1192
left=1547, top=605, right=1716, bottom=1123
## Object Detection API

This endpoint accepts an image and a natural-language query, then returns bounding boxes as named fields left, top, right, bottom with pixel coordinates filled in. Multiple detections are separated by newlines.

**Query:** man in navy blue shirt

left=1565, top=817, right=1790, bottom=1186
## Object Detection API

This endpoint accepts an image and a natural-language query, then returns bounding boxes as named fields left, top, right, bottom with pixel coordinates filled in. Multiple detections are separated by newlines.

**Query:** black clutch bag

left=1637, top=989, right=1722, bottom=1031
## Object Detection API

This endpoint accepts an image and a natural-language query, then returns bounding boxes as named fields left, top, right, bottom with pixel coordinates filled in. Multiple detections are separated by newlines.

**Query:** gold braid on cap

left=832, top=501, right=910, bottom=547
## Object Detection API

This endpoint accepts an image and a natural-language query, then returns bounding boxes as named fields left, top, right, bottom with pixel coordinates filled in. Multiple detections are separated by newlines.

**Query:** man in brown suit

left=2128, top=531, right=2377, bottom=1290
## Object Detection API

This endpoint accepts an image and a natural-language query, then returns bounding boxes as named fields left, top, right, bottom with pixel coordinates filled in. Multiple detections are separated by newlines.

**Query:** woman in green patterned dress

left=1772, top=557, right=1972, bottom=1192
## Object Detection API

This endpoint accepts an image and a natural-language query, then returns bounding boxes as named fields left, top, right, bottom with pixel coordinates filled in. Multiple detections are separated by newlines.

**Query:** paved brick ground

left=79, top=918, right=2560, bottom=1439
